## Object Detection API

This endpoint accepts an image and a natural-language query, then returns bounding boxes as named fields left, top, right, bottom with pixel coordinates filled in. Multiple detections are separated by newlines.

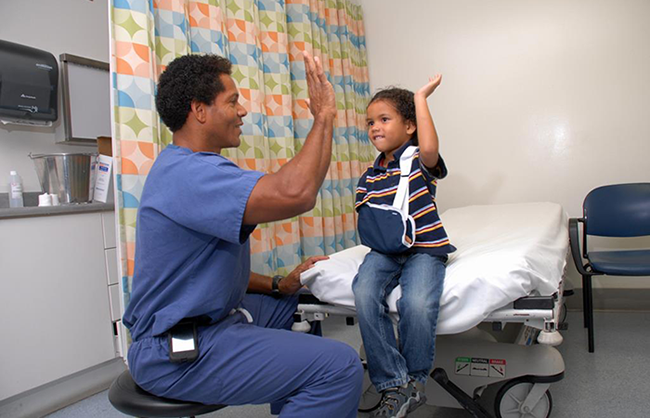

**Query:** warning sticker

left=455, top=357, right=508, bottom=378
left=455, top=357, right=471, bottom=376
left=470, top=358, right=489, bottom=377
left=489, top=359, right=507, bottom=378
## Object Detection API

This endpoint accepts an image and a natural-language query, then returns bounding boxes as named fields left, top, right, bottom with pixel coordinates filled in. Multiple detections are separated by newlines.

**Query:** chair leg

left=585, top=275, right=595, bottom=353
left=582, top=274, right=589, bottom=328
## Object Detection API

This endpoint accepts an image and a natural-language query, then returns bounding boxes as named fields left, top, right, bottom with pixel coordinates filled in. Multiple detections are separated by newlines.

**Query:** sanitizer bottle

left=8, top=171, right=24, bottom=208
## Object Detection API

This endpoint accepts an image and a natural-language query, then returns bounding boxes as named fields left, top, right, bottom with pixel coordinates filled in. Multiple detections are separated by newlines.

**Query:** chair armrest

left=569, top=218, right=593, bottom=276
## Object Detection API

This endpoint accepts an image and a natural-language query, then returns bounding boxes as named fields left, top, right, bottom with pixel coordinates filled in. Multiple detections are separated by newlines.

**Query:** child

left=353, top=76, right=455, bottom=418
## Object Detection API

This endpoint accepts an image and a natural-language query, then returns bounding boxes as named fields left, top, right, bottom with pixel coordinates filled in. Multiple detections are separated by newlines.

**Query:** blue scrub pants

left=127, top=294, right=363, bottom=418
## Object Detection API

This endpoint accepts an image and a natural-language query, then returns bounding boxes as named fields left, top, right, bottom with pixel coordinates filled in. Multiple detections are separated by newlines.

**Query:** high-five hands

left=302, top=51, right=336, bottom=119
left=416, top=74, right=442, bottom=99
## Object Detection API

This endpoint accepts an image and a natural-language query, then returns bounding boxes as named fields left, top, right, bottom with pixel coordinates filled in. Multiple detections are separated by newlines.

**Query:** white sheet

left=300, top=202, right=569, bottom=335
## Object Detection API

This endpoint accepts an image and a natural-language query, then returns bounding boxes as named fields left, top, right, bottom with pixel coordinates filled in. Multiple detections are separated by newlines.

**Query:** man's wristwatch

left=271, top=275, right=284, bottom=297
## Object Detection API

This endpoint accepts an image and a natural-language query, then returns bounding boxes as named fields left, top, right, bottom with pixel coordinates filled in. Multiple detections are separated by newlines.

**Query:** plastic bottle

left=8, top=171, right=24, bottom=208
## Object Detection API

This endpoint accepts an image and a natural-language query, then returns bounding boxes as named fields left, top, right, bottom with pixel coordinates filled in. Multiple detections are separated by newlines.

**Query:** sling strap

left=392, top=146, right=418, bottom=214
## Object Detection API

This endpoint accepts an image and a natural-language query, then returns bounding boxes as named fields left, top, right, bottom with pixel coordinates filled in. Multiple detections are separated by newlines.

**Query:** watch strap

left=271, top=275, right=284, bottom=296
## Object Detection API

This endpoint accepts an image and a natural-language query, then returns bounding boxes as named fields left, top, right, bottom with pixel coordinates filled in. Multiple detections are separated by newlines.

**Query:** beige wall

left=0, top=0, right=109, bottom=193
left=359, top=0, right=650, bottom=290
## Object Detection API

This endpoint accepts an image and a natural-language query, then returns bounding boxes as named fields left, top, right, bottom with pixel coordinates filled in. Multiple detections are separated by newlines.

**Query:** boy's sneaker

left=370, top=381, right=426, bottom=418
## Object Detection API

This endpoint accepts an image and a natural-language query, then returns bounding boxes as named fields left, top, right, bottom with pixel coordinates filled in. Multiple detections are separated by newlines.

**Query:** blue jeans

left=352, top=251, right=446, bottom=391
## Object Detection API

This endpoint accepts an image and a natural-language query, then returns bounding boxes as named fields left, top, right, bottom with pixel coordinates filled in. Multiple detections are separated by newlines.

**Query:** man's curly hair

left=155, top=54, right=233, bottom=132
left=368, top=87, right=418, bottom=144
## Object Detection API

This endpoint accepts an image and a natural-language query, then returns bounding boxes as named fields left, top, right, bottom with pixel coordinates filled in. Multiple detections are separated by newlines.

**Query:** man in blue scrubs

left=122, top=52, right=363, bottom=417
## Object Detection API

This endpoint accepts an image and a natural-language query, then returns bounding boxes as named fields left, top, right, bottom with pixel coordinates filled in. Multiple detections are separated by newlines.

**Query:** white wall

left=0, top=0, right=109, bottom=193
left=359, top=0, right=650, bottom=289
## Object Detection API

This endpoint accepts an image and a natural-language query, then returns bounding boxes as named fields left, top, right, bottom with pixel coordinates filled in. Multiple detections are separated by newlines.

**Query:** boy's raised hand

left=416, top=74, right=442, bottom=99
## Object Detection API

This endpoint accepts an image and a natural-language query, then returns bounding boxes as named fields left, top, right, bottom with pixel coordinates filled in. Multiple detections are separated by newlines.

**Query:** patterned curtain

left=110, top=0, right=374, bottom=309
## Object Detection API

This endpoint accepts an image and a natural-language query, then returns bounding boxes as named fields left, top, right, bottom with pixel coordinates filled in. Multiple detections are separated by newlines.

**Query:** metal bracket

left=520, top=383, right=551, bottom=414
left=430, top=368, right=494, bottom=418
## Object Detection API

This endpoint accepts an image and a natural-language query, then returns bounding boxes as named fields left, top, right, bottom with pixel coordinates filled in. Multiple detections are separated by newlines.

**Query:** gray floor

left=46, top=310, right=650, bottom=418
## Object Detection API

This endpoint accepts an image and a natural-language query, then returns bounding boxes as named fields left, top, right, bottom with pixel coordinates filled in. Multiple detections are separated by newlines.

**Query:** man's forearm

left=241, top=52, right=337, bottom=225
left=277, top=113, right=335, bottom=200
left=314, top=114, right=335, bottom=182
left=248, top=272, right=272, bottom=294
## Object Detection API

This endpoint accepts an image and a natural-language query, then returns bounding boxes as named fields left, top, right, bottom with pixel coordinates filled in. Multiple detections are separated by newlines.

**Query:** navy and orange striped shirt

left=355, top=140, right=456, bottom=256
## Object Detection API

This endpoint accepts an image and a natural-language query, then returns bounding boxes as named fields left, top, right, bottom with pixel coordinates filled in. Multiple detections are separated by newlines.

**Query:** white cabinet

left=0, top=211, right=117, bottom=401
left=102, top=211, right=124, bottom=357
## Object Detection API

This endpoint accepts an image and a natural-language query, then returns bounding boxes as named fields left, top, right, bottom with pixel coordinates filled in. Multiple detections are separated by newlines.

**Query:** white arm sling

left=392, top=146, right=418, bottom=214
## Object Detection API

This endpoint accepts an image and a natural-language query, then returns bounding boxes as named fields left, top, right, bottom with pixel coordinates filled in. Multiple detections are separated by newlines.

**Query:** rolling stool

left=108, top=370, right=227, bottom=417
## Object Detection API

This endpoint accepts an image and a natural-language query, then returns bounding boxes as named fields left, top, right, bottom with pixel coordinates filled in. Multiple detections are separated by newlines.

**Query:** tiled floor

left=47, top=310, right=650, bottom=418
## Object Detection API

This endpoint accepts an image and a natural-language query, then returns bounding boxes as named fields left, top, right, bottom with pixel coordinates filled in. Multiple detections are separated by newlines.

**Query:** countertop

left=0, top=192, right=115, bottom=219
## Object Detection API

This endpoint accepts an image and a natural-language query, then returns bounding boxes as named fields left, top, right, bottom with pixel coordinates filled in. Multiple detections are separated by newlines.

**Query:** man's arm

left=414, top=74, right=442, bottom=169
left=243, top=52, right=336, bottom=225
left=247, top=272, right=277, bottom=294
left=247, top=256, right=329, bottom=295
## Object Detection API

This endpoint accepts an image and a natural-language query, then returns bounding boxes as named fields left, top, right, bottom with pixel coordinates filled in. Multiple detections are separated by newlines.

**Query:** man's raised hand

left=303, top=51, right=336, bottom=119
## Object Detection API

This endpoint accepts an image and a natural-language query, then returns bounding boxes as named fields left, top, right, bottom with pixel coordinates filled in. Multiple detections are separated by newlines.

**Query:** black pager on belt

left=168, top=320, right=199, bottom=363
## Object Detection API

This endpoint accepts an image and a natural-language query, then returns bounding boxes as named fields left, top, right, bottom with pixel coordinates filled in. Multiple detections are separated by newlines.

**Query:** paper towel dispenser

left=0, top=39, right=58, bottom=126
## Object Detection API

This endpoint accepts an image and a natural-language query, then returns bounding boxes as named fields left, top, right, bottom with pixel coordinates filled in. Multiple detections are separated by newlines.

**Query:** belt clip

left=230, top=307, right=254, bottom=323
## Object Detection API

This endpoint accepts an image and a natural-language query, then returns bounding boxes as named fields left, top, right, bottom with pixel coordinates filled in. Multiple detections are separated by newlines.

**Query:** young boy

left=353, top=76, right=455, bottom=418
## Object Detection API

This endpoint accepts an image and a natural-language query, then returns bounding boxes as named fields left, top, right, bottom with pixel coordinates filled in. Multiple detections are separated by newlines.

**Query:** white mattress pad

left=300, top=202, right=569, bottom=335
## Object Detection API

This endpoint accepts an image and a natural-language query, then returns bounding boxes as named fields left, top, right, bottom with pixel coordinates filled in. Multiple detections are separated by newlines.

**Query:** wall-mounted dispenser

left=0, top=40, right=58, bottom=127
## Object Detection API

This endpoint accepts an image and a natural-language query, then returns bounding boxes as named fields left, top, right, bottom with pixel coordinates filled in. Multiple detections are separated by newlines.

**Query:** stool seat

left=108, top=370, right=226, bottom=417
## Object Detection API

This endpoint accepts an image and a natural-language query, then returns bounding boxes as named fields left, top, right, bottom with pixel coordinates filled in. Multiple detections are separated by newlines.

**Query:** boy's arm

left=414, top=74, right=442, bottom=169
left=354, top=173, right=369, bottom=211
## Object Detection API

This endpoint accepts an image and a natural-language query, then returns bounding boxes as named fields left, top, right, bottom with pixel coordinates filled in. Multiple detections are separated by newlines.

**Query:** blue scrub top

left=123, top=144, right=264, bottom=341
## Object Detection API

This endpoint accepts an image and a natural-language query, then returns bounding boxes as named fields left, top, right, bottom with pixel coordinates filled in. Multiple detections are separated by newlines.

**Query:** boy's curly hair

left=367, top=87, right=417, bottom=143
left=368, top=87, right=416, bottom=125
left=155, top=54, right=232, bottom=132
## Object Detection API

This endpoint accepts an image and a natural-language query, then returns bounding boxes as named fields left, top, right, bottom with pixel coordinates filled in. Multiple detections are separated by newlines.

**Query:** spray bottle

left=8, top=171, right=24, bottom=208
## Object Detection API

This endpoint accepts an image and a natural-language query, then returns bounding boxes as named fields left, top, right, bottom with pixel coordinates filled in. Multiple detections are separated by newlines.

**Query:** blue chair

left=108, top=370, right=226, bottom=417
left=569, top=183, right=650, bottom=353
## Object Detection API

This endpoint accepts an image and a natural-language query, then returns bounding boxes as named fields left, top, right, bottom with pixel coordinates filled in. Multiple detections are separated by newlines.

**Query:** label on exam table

left=455, top=357, right=507, bottom=378
left=470, top=358, right=489, bottom=377
left=489, top=359, right=507, bottom=378
left=455, top=357, right=471, bottom=375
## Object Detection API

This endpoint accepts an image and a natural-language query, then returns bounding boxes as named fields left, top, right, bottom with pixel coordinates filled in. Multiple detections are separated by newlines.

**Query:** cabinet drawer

left=113, top=320, right=124, bottom=358
left=102, top=211, right=116, bottom=249
left=105, top=248, right=118, bottom=286
left=108, top=283, right=121, bottom=322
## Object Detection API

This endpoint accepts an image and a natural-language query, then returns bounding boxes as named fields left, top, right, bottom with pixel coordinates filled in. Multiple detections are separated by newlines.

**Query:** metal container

left=29, top=152, right=98, bottom=204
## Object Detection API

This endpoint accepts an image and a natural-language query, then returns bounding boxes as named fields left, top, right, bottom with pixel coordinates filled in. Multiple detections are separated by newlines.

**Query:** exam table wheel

left=495, top=379, right=553, bottom=418
left=358, top=369, right=381, bottom=412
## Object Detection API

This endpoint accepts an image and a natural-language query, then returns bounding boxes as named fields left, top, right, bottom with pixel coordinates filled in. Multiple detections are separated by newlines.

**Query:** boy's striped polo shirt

left=355, top=140, right=456, bottom=256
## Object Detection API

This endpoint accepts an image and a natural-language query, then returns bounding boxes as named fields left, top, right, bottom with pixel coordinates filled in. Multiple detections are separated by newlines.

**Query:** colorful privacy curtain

left=110, top=0, right=374, bottom=308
